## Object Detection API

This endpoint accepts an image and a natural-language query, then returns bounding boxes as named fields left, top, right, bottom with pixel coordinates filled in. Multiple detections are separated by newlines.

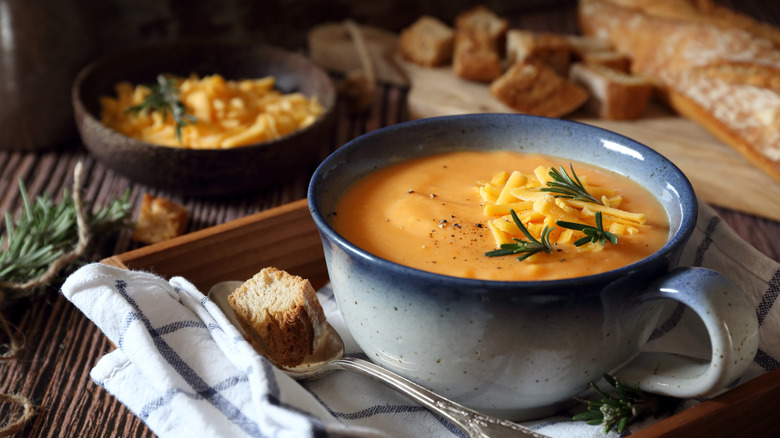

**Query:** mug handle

left=614, top=267, right=759, bottom=398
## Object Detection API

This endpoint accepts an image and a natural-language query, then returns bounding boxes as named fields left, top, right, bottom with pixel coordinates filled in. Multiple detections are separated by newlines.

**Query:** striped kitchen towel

left=61, top=199, right=779, bottom=438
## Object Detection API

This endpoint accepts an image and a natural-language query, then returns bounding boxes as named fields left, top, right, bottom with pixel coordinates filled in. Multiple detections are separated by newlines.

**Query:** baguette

left=227, top=267, right=328, bottom=367
left=579, top=0, right=780, bottom=184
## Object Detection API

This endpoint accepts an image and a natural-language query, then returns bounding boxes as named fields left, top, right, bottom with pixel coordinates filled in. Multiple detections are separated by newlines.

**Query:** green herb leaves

left=573, top=374, right=679, bottom=434
left=556, top=211, right=618, bottom=247
left=0, top=175, right=132, bottom=303
left=540, top=164, right=602, bottom=205
left=126, top=74, right=196, bottom=142
left=484, top=209, right=553, bottom=261
left=484, top=209, right=618, bottom=262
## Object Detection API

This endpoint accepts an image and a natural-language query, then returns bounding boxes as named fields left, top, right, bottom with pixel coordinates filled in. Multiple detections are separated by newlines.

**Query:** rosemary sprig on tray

left=541, top=164, right=602, bottom=205
left=126, top=74, right=197, bottom=142
left=0, top=175, right=133, bottom=303
left=556, top=211, right=618, bottom=247
left=573, top=374, right=679, bottom=434
left=484, top=209, right=553, bottom=261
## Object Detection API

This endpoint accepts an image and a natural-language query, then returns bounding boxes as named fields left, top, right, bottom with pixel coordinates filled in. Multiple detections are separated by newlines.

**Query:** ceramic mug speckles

left=308, top=114, right=759, bottom=420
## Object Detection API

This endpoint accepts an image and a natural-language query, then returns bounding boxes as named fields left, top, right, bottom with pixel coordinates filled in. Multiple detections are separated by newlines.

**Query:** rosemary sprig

left=556, top=211, right=618, bottom=247
left=126, top=74, right=196, bottom=142
left=541, top=164, right=602, bottom=205
left=484, top=209, right=553, bottom=261
left=0, top=178, right=133, bottom=302
left=573, top=374, right=679, bottom=434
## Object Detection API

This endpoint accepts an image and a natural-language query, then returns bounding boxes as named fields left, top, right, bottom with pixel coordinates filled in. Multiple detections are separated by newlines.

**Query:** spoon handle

left=327, top=356, right=547, bottom=438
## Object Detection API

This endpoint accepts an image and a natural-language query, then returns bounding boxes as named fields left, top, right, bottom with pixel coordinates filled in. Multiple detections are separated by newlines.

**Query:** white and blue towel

left=61, top=199, right=780, bottom=438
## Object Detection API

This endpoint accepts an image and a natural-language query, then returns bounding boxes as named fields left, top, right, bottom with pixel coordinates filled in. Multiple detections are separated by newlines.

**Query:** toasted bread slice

left=506, top=30, right=572, bottom=76
left=489, top=60, right=589, bottom=118
left=453, top=29, right=503, bottom=82
left=569, top=62, right=652, bottom=120
left=132, top=194, right=189, bottom=244
left=227, top=267, right=328, bottom=367
left=399, top=15, right=455, bottom=67
left=454, top=5, right=509, bottom=49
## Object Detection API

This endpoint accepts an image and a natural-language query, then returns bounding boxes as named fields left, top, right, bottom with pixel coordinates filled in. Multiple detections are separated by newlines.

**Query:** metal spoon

left=209, top=281, right=546, bottom=438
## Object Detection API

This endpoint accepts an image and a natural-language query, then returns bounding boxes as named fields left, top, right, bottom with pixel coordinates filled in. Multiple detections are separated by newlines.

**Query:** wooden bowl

left=72, top=40, right=336, bottom=196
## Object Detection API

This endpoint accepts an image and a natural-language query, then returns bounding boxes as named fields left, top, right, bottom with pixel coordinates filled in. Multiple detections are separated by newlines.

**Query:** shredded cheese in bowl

left=99, top=74, right=324, bottom=149
left=480, top=165, right=647, bottom=253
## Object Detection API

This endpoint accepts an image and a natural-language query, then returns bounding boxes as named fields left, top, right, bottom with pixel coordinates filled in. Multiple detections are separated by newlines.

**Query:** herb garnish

left=573, top=374, right=679, bottom=434
left=126, top=74, right=196, bottom=142
left=556, top=211, right=618, bottom=247
left=541, top=164, right=602, bottom=205
left=484, top=209, right=553, bottom=261
left=0, top=166, right=133, bottom=302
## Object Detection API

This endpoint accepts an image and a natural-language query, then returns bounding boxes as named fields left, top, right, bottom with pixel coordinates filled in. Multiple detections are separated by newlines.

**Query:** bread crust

left=453, top=29, right=503, bottom=82
left=452, top=5, right=506, bottom=82
left=579, top=0, right=780, bottom=184
left=227, top=267, right=327, bottom=367
left=399, top=15, right=454, bottom=67
left=454, top=5, right=509, bottom=50
left=489, top=60, right=589, bottom=118
left=506, top=30, right=572, bottom=76
left=132, top=194, right=189, bottom=244
left=569, top=62, right=652, bottom=120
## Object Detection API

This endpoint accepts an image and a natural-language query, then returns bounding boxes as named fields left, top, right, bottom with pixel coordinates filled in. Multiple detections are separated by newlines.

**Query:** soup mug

left=307, top=114, right=759, bottom=420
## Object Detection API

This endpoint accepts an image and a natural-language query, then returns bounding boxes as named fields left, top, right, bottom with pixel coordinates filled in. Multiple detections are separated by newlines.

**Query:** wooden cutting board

left=309, top=23, right=780, bottom=222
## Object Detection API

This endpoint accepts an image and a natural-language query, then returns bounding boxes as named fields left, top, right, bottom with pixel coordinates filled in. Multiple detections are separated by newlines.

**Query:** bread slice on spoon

left=226, top=267, right=329, bottom=368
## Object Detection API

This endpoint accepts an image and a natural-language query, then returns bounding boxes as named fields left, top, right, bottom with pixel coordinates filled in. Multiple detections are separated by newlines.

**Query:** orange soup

left=333, top=150, right=669, bottom=281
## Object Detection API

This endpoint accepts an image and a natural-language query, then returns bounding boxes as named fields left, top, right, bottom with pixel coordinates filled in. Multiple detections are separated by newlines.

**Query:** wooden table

left=1, top=1, right=779, bottom=436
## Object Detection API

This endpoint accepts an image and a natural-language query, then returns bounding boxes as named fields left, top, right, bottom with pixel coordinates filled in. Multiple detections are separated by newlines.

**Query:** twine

left=0, top=394, right=37, bottom=437
left=0, top=161, right=88, bottom=432
left=0, top=161, right=90, bottom=299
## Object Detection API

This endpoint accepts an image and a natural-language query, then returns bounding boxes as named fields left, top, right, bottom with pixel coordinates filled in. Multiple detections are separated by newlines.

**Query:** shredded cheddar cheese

left=99, top=74, right=324, bottom=149
left=480, top=165, right=647, bottom=253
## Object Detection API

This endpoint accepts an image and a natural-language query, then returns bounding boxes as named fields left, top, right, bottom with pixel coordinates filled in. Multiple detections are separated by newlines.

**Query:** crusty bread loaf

left=569, top=62, right=652, bottom=120
left=489, top=60, right=589, bottom=118
left=132, top=193, right=189, bottom=244
left=399, top=15, right=455, bottom=67
left=579, top=0, right=780, bottom=184
left=227, top=267, right=328, bottom=367
left=506, top=30, right=572, bottom=76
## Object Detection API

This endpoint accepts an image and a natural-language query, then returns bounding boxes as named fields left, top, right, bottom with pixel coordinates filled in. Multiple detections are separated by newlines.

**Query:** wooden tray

left=101, top=198, right=329, bottom=292
left=101, top=198, right=780, bottom=437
